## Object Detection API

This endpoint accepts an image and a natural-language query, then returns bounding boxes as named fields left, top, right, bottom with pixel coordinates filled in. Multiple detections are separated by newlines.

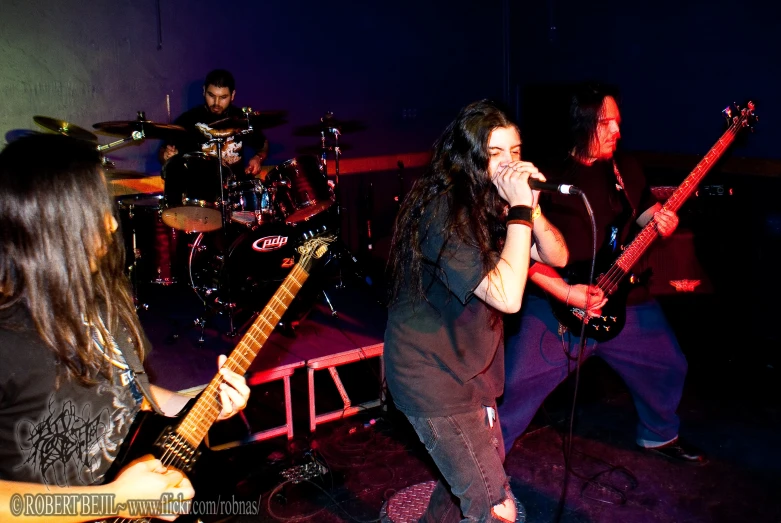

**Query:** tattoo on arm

left=536, top=220, right=566, bottom=255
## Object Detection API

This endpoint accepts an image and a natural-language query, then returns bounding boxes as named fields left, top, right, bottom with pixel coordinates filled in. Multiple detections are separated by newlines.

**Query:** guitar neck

left=605, top=120, right=743, bottom=286
left=174, top=263, right=311, bottom=447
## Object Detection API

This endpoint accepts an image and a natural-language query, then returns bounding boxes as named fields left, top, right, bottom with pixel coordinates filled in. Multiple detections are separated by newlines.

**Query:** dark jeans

left=406, top=407, right=525, bottom=523
left=499, top=295, right=688, bottom=454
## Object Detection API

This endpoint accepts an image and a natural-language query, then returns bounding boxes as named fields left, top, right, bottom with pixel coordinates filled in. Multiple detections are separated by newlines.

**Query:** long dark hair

left=569, top=82, right=620, bottom=160
left=387, top=99, right=515, bottom=305
left=0, top=134, right=145, bottom=385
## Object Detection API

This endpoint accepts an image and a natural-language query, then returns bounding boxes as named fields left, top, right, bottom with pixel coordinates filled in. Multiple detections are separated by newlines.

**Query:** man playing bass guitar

left=498, top=82, right=706, bottom=464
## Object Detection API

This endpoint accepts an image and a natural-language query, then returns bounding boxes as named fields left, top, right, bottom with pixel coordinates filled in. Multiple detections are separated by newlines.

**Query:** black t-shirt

left=167, top=104, right=267, bottom=176
left=0, top=308, right=145, bottom=487
left=384, top=196, right=504, bottom=417
left=537, top=152, right=658, bottom=300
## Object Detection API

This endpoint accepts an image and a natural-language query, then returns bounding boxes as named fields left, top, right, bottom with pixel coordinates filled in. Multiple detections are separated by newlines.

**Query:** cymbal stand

left=96, top=111, right=146, bottom=154
left=201, top=127, right=253, bottom=337
left=97, top=131, right=143, bottom=153
left=315, top=116, right=371, bottom=292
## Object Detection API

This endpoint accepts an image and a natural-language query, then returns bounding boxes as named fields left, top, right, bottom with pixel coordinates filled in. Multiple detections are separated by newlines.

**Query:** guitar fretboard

left=176, top=263, right=310, bottom=447
left=600, top=117, right=745, bottom=294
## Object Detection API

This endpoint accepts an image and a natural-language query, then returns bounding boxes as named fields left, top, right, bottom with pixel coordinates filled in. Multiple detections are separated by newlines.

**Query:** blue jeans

left=406, top=407, right=524, bottom=522
left=499, top=295, right=688, bottom=454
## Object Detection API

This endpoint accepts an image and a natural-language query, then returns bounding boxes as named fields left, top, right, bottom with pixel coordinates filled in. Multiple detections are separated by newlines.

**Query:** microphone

left=529, top=179, right=582, bottom=195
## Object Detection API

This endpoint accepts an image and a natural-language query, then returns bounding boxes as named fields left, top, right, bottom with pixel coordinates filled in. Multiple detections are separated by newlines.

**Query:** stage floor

left=136, top=279, right=781, bottom=523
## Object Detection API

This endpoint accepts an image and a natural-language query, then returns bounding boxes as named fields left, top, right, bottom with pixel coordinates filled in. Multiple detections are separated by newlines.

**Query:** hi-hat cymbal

left=210, top=110, right=288, bottom=130
left=293, top=117, right=367, bottom=137
left=34, top=116, right=98, bottom=142
left=295, top=143, right=353, bottom=156
left=93, top=120, right=187, bottom=140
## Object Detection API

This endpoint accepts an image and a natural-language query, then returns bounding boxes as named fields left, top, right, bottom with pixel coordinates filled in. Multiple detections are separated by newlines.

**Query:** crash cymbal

left=209, top=110, right=288, bottom=130
left=293, top=117, right=367, bottom=137
left=93, top=120, right=187, bottom=140
left=102, top=169, right=156, bottom=179
left=295, top=143, right=353, bottom=155
left=34, top=116, right=97, bottom=142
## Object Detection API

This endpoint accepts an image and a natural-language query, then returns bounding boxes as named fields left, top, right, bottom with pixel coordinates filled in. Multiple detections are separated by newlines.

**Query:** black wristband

left=507, top=205, right=534, bottom=227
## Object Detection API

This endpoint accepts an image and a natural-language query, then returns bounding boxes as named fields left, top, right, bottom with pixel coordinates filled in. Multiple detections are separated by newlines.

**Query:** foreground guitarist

left=0, top=134, right=250, bottom=522
left=498, top=83, right=706, bottom=464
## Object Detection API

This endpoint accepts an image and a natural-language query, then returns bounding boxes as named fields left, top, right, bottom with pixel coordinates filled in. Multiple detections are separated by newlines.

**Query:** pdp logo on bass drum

left=252, top=235, right=289, bottom=252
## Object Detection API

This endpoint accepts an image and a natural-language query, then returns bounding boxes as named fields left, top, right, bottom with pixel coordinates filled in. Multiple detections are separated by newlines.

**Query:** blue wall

left=0, top=0, right=506, bottom=172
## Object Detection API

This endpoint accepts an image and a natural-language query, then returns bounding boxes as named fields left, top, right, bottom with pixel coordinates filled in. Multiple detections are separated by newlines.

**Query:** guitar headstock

left=296, top=233, right=338, bottom=271
left=722, top=101, right=758, bottom=131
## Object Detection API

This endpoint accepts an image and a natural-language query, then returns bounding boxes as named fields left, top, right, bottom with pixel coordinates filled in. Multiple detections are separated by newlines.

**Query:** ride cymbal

left=93, top=120, right=187, bottom=140
left=34, top=116, right=97, bottom=142
left=209, top=110, right=288, bottom=130
left=293, top=117, right=367, bottom=137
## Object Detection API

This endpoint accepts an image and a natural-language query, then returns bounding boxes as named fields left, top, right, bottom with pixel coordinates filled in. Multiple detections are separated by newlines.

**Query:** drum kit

left=33, top=109, right=368, bottom=332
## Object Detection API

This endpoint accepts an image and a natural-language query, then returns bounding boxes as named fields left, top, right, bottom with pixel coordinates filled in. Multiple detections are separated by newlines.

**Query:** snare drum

left=161, top=152, right=226, bottom=232
left=265, top=156, right=334, bottom=224
left=117, top=195, right=179, bottom=285
left=228, top=178, right=278, bottom=228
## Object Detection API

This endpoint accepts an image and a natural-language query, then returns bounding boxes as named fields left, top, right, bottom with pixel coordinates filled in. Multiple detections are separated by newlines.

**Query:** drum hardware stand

left=96, top=112, right=148, bottom=154
left=97, top=130, right=143, bottom=153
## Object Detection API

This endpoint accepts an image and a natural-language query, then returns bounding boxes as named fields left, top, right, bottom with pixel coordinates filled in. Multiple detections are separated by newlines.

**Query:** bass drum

left=189, top=223, right=300, bottom=311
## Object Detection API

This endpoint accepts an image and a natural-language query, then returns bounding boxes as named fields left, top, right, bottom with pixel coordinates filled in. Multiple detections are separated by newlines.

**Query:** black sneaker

left=642, top=438, right=708, bottom=465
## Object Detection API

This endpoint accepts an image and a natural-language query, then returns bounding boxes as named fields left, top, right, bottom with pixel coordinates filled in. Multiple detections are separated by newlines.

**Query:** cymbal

left=293, top=117, right=367, bottom=137
left=209, top=110, right=288, bottom=130
left=93, top=120, right=187, bottom=140
left=295, top=143, right=353, bottom=155
left=102, top=169, right=156, bottom=180
left=34, top=116, right=97, bottom=142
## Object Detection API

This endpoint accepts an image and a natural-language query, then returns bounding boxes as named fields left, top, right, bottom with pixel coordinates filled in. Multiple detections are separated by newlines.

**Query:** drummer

left=160, top=69, right=268, bottom=177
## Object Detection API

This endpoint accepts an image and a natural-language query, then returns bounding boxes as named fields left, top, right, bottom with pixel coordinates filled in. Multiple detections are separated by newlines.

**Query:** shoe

left=642, top=438, right=708, bottom=465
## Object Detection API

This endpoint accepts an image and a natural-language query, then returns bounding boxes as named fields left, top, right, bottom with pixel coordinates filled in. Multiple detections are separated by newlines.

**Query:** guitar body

left=549, top=260, right=634, bottom=342
left=102, top=402, right=203, bottom=484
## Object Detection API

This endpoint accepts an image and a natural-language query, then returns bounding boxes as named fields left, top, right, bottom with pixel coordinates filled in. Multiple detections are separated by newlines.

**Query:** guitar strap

left=611, top=158, right=637, bottom=219
left=99, top=320, right=165, bottom=416
left=115, top=336, right=165, bottom=415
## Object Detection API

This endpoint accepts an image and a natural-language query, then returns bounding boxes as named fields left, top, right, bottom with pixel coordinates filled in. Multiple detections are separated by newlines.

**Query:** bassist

left=498, top=83, right=706, bottom=464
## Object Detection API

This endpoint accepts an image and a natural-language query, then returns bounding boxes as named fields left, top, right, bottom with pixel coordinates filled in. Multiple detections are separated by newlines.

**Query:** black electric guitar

left=100, top=233, right=335, bottom=523
left=551, top=101, right=757, bottom=341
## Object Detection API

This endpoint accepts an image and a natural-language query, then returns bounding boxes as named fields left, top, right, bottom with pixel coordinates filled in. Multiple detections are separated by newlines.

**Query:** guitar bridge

left=570, top=307, right=591, bottom=324
left=154, top=427, right=200, bottom=473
